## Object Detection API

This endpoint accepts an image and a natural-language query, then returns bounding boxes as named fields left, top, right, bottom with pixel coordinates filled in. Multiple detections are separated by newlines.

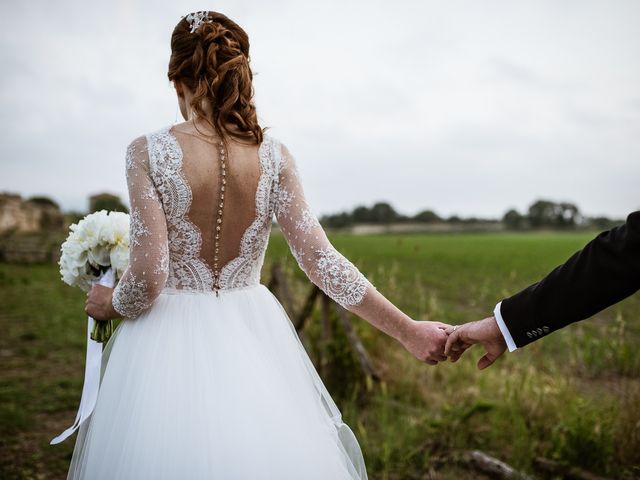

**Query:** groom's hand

left=444, top=316, right=507, bottom=369
left=399, top=320, right=450, bottom=365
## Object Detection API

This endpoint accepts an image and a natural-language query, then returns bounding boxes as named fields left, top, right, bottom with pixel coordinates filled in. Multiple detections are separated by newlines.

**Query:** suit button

left=542, top=326, right=550, bottom=333
left=527, top=332, right=533, bottom=338
left=537, top=328, right=543, bottom=335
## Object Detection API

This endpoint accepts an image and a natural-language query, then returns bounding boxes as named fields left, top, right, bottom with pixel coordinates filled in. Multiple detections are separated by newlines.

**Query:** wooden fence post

left=269, top=263, right=296, bottom=316
left=320, top=294, right=332, bottom=377
left=335, top=303, right=380, bottom=382
left=266, top=262, right=380, bottom=383
left=293, top=287, right=320, bottom=332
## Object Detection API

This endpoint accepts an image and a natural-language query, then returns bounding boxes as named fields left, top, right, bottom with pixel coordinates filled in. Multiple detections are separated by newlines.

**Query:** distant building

left=0, top=192, right=64, bottom=235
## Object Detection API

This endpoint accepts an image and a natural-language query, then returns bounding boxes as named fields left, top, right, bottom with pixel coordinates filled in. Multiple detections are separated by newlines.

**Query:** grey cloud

left=488, top=58, right=546, bottom=88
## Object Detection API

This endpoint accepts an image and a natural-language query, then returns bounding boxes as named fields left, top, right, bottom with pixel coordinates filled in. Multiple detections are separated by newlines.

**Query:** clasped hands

left=400, top=317, right=507, bottom=369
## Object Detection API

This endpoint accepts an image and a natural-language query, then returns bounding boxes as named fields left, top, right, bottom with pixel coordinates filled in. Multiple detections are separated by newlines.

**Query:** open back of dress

left=171, top=126, right=262, bottom=279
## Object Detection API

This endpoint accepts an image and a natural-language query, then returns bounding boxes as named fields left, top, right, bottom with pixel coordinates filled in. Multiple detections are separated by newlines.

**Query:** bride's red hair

left=167, top=11, right=263, bottom=144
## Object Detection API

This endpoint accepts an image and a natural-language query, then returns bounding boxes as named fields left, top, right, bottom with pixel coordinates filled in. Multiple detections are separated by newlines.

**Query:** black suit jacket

left=500, top=211, right=640, bottom=348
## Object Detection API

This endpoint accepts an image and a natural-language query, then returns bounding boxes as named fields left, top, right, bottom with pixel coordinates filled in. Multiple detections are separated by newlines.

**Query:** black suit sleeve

left=500, top=211, right=640, bottom=348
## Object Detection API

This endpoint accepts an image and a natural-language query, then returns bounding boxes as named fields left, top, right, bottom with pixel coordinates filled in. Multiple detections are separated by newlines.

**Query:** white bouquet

left=51, top=210, right=131, bottom=445
left=59, top=209, right=130, bottom=343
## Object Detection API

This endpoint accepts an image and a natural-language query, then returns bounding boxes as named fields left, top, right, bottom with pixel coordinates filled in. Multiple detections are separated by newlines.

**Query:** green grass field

left=1, top=232, right=638, bottom=479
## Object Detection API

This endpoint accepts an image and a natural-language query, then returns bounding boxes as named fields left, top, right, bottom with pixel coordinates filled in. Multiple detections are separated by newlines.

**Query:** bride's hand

left=85, top=285, right=119, bottom=321
left=398, top=320, right=450, bottom=365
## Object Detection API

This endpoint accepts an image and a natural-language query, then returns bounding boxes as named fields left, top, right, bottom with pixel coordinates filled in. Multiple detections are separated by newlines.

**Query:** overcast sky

left=1, top=0, right=638, bottom=219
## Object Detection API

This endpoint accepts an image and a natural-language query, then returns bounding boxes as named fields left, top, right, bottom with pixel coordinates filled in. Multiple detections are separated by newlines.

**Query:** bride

left=78, top=10, right=451, bottom=479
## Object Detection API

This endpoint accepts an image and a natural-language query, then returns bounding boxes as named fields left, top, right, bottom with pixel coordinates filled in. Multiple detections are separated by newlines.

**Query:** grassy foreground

left=1, top=232, right=638, bottom=479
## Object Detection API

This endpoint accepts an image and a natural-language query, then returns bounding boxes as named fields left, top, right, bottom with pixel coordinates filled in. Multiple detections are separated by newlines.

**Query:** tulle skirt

left=67, top=284, right=367, bottom=479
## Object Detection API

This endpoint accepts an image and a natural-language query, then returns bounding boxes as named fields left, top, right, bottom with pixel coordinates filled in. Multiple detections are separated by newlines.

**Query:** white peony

left=100, top=211, right=129, bottom=246
left=59, top=210, right=130, bottom=292
left=110, top=244, right=129, bottom=278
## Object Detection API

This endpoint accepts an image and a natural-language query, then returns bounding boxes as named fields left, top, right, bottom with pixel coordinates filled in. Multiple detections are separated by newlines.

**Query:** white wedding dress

left=66, top=124, right=377, bottom=479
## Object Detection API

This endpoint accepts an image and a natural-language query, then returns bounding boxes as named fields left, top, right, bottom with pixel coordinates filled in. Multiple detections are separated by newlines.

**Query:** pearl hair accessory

left=185, top=11, right=211, bottom=33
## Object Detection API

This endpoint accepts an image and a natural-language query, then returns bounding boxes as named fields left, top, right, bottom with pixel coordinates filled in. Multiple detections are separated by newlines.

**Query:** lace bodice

left=111, top=125, right=373, bottom=318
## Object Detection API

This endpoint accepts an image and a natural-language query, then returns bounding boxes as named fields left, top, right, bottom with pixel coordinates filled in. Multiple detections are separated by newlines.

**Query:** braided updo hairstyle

left=168, top=11, right=263, bottom=144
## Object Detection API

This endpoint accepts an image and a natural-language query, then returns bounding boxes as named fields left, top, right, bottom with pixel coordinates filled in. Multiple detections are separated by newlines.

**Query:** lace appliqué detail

left=275, top=186, right=294, bottom=218
left=281, top=150, right=302, bottom=181
left=140, top=184, right=159, bottom=201
left=112, top=276, right=150, bottom=318
left=290, top=244, right=307, bottom=271
left=129, top=208, right=151, bottom=247
left=314, top=247, right=369, bottom=308
left=125, top=142, right=137, bottom=170
left=153, top=242, right=170, bottom=275
left=296, top=209, right=320, bottom=233
left=147, top=127, right=213, bottom=291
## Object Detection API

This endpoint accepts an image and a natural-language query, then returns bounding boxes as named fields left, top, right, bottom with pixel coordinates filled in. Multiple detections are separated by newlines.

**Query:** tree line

left=320, top=199, right=625, bottom=230
left=21, top=193, right=625, bottom=232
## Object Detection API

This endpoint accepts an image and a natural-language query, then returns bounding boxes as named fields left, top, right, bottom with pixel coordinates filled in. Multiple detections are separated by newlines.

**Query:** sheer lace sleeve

left=273, top=142, right=374, bottom=308
left=111, top=136, right=170, bottom=318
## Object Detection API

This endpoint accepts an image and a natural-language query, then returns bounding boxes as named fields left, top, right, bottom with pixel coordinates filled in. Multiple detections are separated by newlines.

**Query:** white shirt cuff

left=494, top=301, right=518, bottom=352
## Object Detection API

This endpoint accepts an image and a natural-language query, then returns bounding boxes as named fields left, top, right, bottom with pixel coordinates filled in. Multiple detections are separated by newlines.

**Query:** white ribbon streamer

left=50, top=267, right=115, bottom=445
